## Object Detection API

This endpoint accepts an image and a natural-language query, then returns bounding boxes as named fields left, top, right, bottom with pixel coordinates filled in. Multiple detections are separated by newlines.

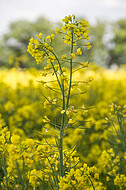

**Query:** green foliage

left=0, top=17, right=54, bottom=69
left=107, top=19, right=126, bottom=67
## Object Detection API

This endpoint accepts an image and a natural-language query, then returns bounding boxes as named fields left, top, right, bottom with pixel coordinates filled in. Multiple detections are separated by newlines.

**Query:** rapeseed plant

left=27, top=14, right=102, bottom=189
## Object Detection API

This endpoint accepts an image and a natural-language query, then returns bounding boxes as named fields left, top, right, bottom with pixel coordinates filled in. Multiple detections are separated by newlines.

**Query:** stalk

left=66, top=28, right=74, bottom=108
left=59, top=27, right=74, bottom=177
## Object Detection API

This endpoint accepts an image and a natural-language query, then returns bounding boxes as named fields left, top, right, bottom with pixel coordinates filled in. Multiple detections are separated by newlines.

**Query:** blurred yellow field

left=0, top=66, right=126, bottom=189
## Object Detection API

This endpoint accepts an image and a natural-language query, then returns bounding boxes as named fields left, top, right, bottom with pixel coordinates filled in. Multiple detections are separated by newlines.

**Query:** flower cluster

left=59, top=164, right=105, bottom=190
left=27, top=14, right=91, bottom=69
left=114, top=174, right=126, bottom=190
left=0, top=122, right=80, bottom=189
left=27, top=35, right=55, bottom=65
left=56, top=15, right=91, bottom=46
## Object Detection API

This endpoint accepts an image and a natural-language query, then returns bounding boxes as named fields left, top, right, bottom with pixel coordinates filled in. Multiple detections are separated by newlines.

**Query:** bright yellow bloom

left=73, top=40, right=76, bottom=46
left=67, top=23, right=75, bottom=29
left=30, top=37, right=35, bottom=43
left=61, top=26, right=68, bottom=32
left=76, top=48, right=82, bottom=55
left=86, top=42, right=92, bottom=49
left=106, top=176, right=110, bottom=181
left=62, top=16, right=72, bottom=23
left=80, top=62, right=88, bottom=67
left=43, top=116, right=50, bottom=123
left=11, top=134, right=20, bottom=144
left=61, top=110, right=65, bottom=114
left=64, top=32, right=72, bottom=44
left=47, top=55, right=56, bottom=63
left=0, top=136, right=5, bottom=146
left=29, top=169, right=38, bottom=187
left=36, top=32, right=43, bottom=39
left=70, top=53, right=76, bottom=59
left=68, top=118, right=75, bottom=124
left=83, top=33, right=89, bottom=40
left=46, top=34, right=55, bottom=43
left=61, top=54, right=67, bottom=59
left=80, top=19, right=89, bottom=27
left=55, top=28, right=62, bottom=34
left=94, top=173, right=99, bottom=179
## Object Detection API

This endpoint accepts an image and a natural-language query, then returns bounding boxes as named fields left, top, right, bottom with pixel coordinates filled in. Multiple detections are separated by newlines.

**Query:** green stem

left=59, top=129, right=64, bottom=177
left=59, top=28, right=74, bottom=177
left=86, top=174, right=95, bottom=190
left=0, top=152, right=9, bottom=190
left=66, top=28, right=74, bottom=108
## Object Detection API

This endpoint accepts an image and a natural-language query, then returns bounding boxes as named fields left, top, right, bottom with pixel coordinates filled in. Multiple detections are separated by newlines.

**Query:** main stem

left=66, top=28, right=74, bottom=108
left=59, top=28, right=74, bottom=177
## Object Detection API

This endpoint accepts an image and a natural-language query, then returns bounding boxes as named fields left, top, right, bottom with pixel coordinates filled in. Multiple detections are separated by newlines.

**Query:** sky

left=0, top=0, right=126, bottom=35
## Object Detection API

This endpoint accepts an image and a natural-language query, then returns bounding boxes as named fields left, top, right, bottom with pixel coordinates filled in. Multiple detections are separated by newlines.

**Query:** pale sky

left=0, top=0, right=126, bottom=35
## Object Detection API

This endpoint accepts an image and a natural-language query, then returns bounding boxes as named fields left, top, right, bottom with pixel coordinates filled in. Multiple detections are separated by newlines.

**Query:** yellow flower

left=64, top=33, right=72, bottom=44
left=76, top=48, right=82, bottom=55
left=44, top=42, right=49, bottom=48
left=0, top=135, right=5, bottom=146
left=80, top=19, right=89, bottom=27
left=73, top=40, right=76, bottom=46
left=43, top=99, right=51, bottom=108
left=61, top=110, right=65, bottom=114
left=83, top=33, right=89, bottom=40
left=30, top=37, right=35, bottom=43
left=29, top=169, right=38, bottom=187
left=62, top=16, right=72, bottom=23
left=11, top=134, right=20, bottom=144
left=46, top=34, right=55, bottom=43
left=106, top=176, right=110, bottom=181
left=61, top=26, right=68, bottom=32
left=36, top=33, right=43, bottom=39
left=52, top=98, right=57, bottom=105
left=25, top=138, right=34, bottom=147
left=70, top=53, right=76, bottom=59
left=67, top=23, right=75, bottom=29
left=55, top=28, right=61, bottom=34
left=94, top=173, right=99, bottom=179
left=43, top=116, right=50, bottom=123
left=80, top=62, right=88, bottom=67
left=66, top=110, right=70, bottom=115
left=61, top=54, right=66, bottom=59
left=86, top=42, right=92, bottom=49
left=68, top=118, right=74, bottom=124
